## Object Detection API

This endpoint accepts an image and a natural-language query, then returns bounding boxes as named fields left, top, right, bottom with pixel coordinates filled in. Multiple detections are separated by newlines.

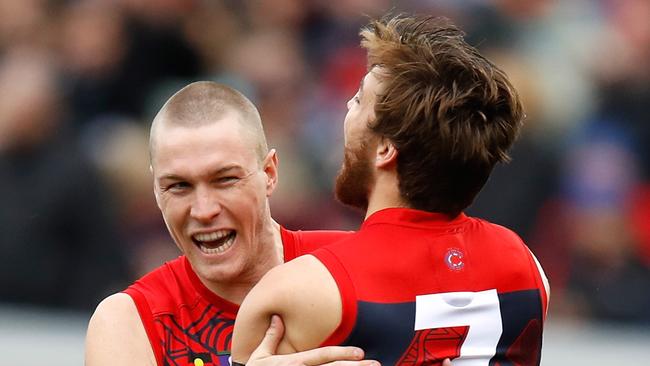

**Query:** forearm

left=235, top=315, right=379, bottom=366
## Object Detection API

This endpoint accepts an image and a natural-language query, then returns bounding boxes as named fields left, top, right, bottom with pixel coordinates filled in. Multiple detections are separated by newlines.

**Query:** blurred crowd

left=0, top=0, right=648, bottom=326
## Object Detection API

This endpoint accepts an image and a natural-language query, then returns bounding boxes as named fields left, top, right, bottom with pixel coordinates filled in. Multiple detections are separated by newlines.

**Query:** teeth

left=192, top=230, right=236, bottom=255
left=193, top=230, right=231, bottom=242
left=198, top=233, right=235, bottom=254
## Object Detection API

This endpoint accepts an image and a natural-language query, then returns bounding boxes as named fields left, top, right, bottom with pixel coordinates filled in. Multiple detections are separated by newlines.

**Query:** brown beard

left=335, top=141, right=373, bottom=211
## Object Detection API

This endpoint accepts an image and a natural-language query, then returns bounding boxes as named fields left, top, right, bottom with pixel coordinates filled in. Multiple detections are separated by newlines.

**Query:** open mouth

left=191, top=230, right=236, bottom=254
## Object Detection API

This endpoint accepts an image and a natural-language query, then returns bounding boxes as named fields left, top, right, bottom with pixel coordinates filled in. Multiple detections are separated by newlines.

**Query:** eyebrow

left=157, top=165, right=245, bottom=182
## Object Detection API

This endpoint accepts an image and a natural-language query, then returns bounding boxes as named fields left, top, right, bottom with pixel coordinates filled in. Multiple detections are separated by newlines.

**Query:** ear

left=262, top=149, right=279, bottom=196
left=149, top=164, right=164, bottom=210
left=374, top=138, right=398, bottom=169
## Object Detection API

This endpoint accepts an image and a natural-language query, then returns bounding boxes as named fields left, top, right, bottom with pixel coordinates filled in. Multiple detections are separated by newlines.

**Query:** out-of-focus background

left=0, top=0, right=648, bottom=364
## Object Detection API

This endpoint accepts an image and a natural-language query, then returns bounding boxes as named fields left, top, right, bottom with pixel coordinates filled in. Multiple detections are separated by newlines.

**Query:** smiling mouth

left=192, top=230, right=236, bottom=254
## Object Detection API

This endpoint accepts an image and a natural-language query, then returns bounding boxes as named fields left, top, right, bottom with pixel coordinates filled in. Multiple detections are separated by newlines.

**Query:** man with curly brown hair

left=233, top=14, right=549, bottom=366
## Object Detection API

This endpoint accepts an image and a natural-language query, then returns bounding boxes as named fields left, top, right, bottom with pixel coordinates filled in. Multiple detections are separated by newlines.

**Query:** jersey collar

left=361, top=207, right=468, bottom=229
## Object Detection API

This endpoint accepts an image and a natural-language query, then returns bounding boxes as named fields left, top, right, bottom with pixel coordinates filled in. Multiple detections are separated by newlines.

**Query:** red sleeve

left=310, top=248, right=357, bottom=346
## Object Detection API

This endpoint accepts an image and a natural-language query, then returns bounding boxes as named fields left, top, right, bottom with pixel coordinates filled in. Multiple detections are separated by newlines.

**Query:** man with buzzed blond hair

left=85, top=81, right=377, bottom=366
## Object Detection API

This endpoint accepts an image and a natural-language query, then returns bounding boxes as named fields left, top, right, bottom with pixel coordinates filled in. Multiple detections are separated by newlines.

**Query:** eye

left=347, top=94, right=361, bottom=109
left=216, top=176, right=240, bottom=185
left=164, top=181, right=191, bottom=193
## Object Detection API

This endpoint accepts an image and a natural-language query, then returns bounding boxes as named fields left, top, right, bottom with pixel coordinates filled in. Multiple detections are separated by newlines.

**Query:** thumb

left=249, top=315, right=285, bottom=359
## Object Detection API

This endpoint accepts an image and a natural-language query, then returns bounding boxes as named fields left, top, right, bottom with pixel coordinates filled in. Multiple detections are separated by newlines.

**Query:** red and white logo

left=445, top=248, right=464, bottom=271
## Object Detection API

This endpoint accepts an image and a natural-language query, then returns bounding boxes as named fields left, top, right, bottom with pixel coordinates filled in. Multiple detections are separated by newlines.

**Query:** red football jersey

left=123, top=227, right=351, bottom=366
left=312, top=208, right=549, bottom=366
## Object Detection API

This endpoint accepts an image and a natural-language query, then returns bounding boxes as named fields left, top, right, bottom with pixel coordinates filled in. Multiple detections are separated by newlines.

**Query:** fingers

left=249, top=315, right=285, bottom=359
left=289, top=346, right=369, bottom=365
left=442, top=358, right=452, bottom=366
left=247, top=320, right=380, bottom=366
left=320, top=361, right=379, bottom=366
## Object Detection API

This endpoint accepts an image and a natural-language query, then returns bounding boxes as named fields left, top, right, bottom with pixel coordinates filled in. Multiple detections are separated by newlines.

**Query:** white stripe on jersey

left=527, top=248, right=550, bottom=317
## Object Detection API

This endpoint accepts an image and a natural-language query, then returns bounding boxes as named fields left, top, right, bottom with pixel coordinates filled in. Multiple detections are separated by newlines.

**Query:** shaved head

left=150, top=81, right=267, bottom=165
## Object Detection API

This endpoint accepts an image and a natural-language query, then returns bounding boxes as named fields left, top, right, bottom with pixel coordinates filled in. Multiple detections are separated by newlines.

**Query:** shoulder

left=468, top=217, right=531, bottom=255
left=469, top=216, right=523, bottom=240
left=125, top=256, right=189, bottom=310
left=88, top=257, right=188, bottom=366
left=469, top=217, right=550, bottom=308
left=86, top=293, right=156, bottom=366
left=88, top=293, right=140, bottom=328
left=282, top=227, right=355, bottom=258
left=132, top=256, right=186, bottom=288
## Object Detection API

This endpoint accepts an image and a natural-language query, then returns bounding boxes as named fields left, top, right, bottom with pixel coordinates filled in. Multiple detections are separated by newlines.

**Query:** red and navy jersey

left=123, top=227, right=351, bottom=366
left=312, top=208, right=549, bottom=366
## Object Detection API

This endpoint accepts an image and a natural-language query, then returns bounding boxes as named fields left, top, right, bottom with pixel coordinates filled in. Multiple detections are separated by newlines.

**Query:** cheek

left=224, top=183, right=266, bottom=218
left=343, top=113, right=355, bottom=144
left=161, top=197, right=188, bottom=227
left=346, top=124, right=366, bottom=148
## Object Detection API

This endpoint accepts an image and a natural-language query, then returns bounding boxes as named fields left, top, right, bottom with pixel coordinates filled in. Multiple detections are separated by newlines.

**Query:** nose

left=190, top=186, right=221, bottom=223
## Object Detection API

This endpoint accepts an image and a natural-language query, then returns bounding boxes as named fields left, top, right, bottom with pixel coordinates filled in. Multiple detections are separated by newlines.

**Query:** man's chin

left=335, top=172, right=369, bottom=211
left=188, top=250, right=235, bottom=279
left=196, top=262, right=239, bottom=284
left=335, top=144, right=373, bottom=212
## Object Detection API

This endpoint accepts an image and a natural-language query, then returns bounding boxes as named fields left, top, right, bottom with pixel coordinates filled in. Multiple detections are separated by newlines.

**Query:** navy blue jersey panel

left=490, top=289, right=543, bottom=366
left=342, top=301, right=415, bottom=364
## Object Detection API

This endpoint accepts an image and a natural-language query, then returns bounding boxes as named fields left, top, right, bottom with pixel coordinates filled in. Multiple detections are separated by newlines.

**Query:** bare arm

left=85, top=293, right=156, bottom=366
left=245, top=315, right=379, bottom=366
left=231, top=255, right=343, bottom=364
left=232, top=256, right=453, bottom=366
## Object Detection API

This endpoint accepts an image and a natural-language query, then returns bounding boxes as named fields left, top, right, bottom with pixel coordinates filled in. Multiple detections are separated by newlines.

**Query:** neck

left=364, top=171, right=406, bottom=219
left=205, top=282, right=257, bottom=305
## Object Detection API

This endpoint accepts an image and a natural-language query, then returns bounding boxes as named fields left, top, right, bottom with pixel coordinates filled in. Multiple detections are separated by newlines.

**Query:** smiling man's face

left=151, top=110, right=277, bottom=289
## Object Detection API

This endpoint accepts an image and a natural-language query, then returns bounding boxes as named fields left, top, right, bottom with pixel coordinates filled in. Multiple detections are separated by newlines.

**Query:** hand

left=244, top=315, right=379, bottom=366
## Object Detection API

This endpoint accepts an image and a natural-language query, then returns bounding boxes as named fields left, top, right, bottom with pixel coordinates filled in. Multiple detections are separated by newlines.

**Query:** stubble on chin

left=335, top=143, right=373, bottom=211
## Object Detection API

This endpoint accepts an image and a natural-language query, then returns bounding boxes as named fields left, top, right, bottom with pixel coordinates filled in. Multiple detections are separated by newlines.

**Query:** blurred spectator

left=532, top=123, right=650, bottom=324
left=0, top=0, right=648, bottom=327
left=0, top=0, right=52, bottom=49
left=59, top=0, right=200, bottom=128
left=182, top=1, right=241, bottom=74
left=58, top=0, right=129, bottom=127
left=0, top=47, right=131, bottom=310
left=83, top=118, right=175, bottom=277
left=595, top=0, right=650, bottom=180
left=243, top=0, right=310, bottom=32
left=467, top=51, right=559, bottom=239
